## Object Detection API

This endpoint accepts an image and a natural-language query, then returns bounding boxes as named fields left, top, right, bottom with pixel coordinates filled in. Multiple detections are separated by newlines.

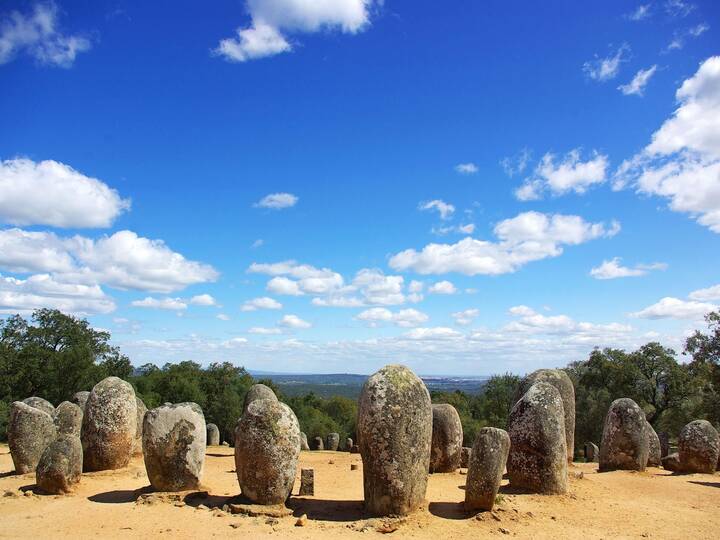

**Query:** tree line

left=1, top=309, right=719, bottom=455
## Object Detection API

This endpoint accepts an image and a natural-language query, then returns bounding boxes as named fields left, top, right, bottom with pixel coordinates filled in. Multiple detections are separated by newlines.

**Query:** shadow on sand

left=88, top=485, right=152, bottom=504
left=428, top=501, right=472, bottom=520
left=288, top=497, right=367, bottom=522
left=688, top=480, right=720, bottom=489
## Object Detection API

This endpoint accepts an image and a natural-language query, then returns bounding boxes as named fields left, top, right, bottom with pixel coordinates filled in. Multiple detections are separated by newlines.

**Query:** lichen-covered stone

left=23, top=397, right=55, bottom=416
left=72, top=391, right=90, bottom=411
left=357, top=364, right=432, bottom=516
left=53, top=401, right=83, bottom=437
left=312, top=436, right=324, bottom=450
left=143, top=402, right=206, bottom=491
left=134, top=397, right=148, bottom=455
left=678, top=419, right=720, bottom=474
left=599, top=398, right=648, bottom=472
left=8, top=401, right=57, bottom=473
left=516, top=369, right=575, bottom=463
left=243, top=384, right=278, bottom=413
left=300, top=432, right=310, bottom=451
left=658, top=431, right=670, bottom=458
left=430, top=404, right=463, bottom=473
left=508, top=382, right=568, bottom=494
left=235, top=401, right=301, bottom=505
left=207, top=423, right=220, bottom=446
left=326, top=432, right=340, bottom=451
left=646, top=422, right=662, bottom=467
left=460, top=446, right=471, bottom=468
left=662, top=452, right=681, bottom=472
left=584, top=442, right=599, bottom=463
left=36, top=434, right=82, bottom=494
left=345, top=438, right=353, bottom=451
left=81, top=376, right=137, bottom=472
left=465, top=427, right=510, bottom=511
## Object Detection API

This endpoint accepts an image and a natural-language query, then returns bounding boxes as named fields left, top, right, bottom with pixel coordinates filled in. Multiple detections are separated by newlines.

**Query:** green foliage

left=285, top=392, right=357, bottom=443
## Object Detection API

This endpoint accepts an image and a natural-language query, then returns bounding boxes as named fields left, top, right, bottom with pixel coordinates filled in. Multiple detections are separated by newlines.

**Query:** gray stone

left=345, top=438, right=353, bottom=451
left=662, top=452, right=681, bottom=472
left=22, top=397, right=55, bottom=416
left=312, top=436, right=324, bottom=451
left=460, top=446, right=471, bottom=468
left=134, top=397, right=147, bottom=455
left=72, top=391, right=90, bottom=412
left=299, top=468, right=314, bottom=496
left=235, top=401, right=301, bottom=505
left=81, top=376, right=137, bottom=472
left=508, top=382, right=568, bottom=494
left=206, top=423, right=220, bottom=446
left=53, top=401, right=83, bottom=437
left=465, top=427, right=510, bottom=512
left=300, top=432, right=310, bottom=451
left=516, top=369, right=575, bottom=463
left=646, top=422, right=662, bottom=467
left=599, top=398, right=648, bottom=472
left=326, top=433, right=340, bottom=451
left=430, top=404, right=463, bottom=473
left=142, top=402, right=206, bottom=491
left=35, top=434, right=82, bottom=494
left=243, top=384, right=278, bottom=413
left=8, top=401, right=57, bottom=474
left=658, top=431, right=670, bottom=458
left=357, top=364, right=432, bottom=516
left=584, top=442, right=599, bottom=463
left=678, top=419, right=720, bottom=474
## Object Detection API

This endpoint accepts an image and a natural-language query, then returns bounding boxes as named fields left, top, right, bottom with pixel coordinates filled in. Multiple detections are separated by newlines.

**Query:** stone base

left=229, top=503, right=293, bottom=518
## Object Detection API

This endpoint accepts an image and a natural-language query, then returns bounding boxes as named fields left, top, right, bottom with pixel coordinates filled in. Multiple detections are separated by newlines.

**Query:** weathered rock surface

left=430, top=404, right=463, bottom=473
left=326, top=432, right=340, bottom=451
left=516, top=369, right=575, bottom=463
left=235, top=400, right=301, bottom=505
left=53, top=401, right=83, bottom=437
left=599, top=398, right=648, bottom=472
left=357, top=364, right=432, bottom=516
left=646, top=422, right=662, bottom=467
left=81, top=376, right=137, bottom=472
left=206, top=423, right=220, bottom=446
left=143, top=402, right=206, bottom=491
left=584, top=442, right=599, bottom=463
left=36, top=434, right=82, bottom=494
left=243, top=384, right=278, bottom=413
left=465, top=427, right=510, bottom=511
left=460, top=446, right=471, bottom=468
left=312, top=436, right=324, bottom=451
left=662, top=452, right=681, bottom=472
left=508, top=382, right=568, bottom=494
left=678, top=420, right=720, bottom=474
left=72, top=391, right=90, bottom=411
left=8, top=401, right=57, bottom=473
left=22, top=397, right=55, bottom=416
left=133, top=397, right=147, bottom=455
left=345, top=438, right=354, bottom=451
left=299, top=468, right=314, bottom=496
left=658, top=431, right=670, bottom=458
left=300, top=432, right=309, bottom=451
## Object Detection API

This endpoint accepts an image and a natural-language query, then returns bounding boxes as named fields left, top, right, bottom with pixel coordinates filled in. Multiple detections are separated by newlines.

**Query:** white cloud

left=217, top=313, right=230, bottom=321
left=131, top=297, right=188, bottom=311
left=626, top=4, right=652, bottom=20
left=190, top=294, right=218, bottom=306
left=266, top=276, right=303, bottom=296
left=664, top=23, right=708, bottom=52
left=279, top=314, right=312, bottom=329
left=403, top=327, right=462, bottom=340
left=431, top=223, right=475, bottom=236
left=254, top=192, right=298, bottom=209
left=0, top=2, right=91, bottom=67
left=618, top=65, right=657, bottom=96
left=614, top=56, right=720, bottom=233
left=583, top=44, right=630, bottom=81
left=501, top=148, right=532, bottom=177
left=252, top=239, right=264, bottom=248
left=419, top=199, right=455, bottom=220
left=590, top=257, right=667, bottom=279
left=356, top=307, right=429, bottom=328
left=428, top=280, right=457, bottom=295
left=515, top=150, right=608, bottom=200
left=630, top=297, right=716, bottom=319
left=455, top=163, right=478, bottom=175
left=0, top=158, right=130, bottom=228
left=214, top=0, right=375, bottom=62
left=505, top=305, right=633, bottom=337
left=665, top=0, right=695, bottom=17
left=248, top=326, right=283, bottom=335
left=452, top=308, right=479, bottom=326
left=689, top=284, right=720, bottom=302
left=241, top=296, right=283, bottom=311
left=390, top=211, right=619, bottom=276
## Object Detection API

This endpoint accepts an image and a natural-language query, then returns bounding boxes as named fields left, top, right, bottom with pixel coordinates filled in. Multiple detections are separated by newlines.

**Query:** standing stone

left=72, top=391, right=90, bottom=412
left=299, top=469, right=314, bottom=496
left=235, top=401, right=301, bottom=505
left=300, top=432, right=310, bottom=451
left=658, top=431, right=670, bottom=458
left=599, top=398, right=648, bottom=472
left=36, top=434, right=82, bottom=494
left=345, top=438, right=354, bottom=451
left=326, top=432, right=340, bottom=451
left=516, top=369, right=575, bottom=463
left=584, top=442, right=599, bottom=463
left=243, top=384, right=278, bottom=413
left=508, top=382, right=568, bottom=494
left=23, top=397, right=55, bottom=416
left=8, top=401, right=57, bottom=474
left=357, top=364, right=432, bottom=516
left=646, top=422, right=662, bottom=467
left=678, top=420, right=720, bottom=474
left=133, top=397, right=147, bottom=455
left=662, top=452, right=681, bottom=472
left=430, top=404, right=463, bottom=473
left=207, top=423, right=220, bottom=446
left=461, top=446, right=471, bottom=468
left=81, top=376, right=137, bottom=472
left=312, top=436, right=324, bottom=451
left=350, top=444, right=360, bottom=454
left=143, top=402, right=206, bottom=491
left=53, top=401, right=83, bottom=437
left=465, top=427, right=510, bottom=512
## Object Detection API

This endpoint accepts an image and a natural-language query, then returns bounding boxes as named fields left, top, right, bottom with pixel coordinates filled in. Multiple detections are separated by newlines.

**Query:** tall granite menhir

left=357, top=364, right=432, bottom=516
left=599, top=398, right=648, bottom=472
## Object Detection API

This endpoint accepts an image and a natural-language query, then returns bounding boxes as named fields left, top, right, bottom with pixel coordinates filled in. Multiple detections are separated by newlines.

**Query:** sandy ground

left=1, top=444, right=718, bottom=539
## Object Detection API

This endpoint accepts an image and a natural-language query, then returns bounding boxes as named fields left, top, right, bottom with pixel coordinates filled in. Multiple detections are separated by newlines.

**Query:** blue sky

left=0, top=0, right=719, bottom=375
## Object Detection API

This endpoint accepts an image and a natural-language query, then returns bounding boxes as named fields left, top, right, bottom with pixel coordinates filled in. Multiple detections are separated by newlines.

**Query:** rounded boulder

left=23, top=396, right=55, bottom=416
left=646, top=422, right=662, bottom=467
left=54, top=401, right=83, bottom=437
left=430, top=404, right=463, bottom=473
left=326, top=432, right=340, bottom=451
left=312, top=436, right=324, bottom=450
left=599, top=398, right=648, bottom=472
left=243, top=384, right=278, bottom=413
left=36, top=434, right=83, bottom=494
left=678, top=420, right=720, bottom=474
left=8, top=401, right=58, bottom=474
left=465, top=427, right=510, bottom=512
left=207, top=423, right=220, bottom=446
left=300, top=432, right=310, bottom=451
left=72, top=391, right=90, bottom=412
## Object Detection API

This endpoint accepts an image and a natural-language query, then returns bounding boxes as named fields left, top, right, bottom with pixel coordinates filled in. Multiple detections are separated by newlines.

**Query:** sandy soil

left=1, top=444, right=718, bottom=539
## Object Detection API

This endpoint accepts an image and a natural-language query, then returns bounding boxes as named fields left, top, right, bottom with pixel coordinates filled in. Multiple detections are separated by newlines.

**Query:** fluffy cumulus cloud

left=214, top=0, right=376, bottom=62
left=454, top=163, right=478, bottom=175
left=131, top=297, right=188, bottom=311
left=504, top=305, right=633, bottom=337
left=515, top=150, right=608, bottom=200
left=618, top=65, right=657, bottom=96
left=0, top=158, right=130, bottom=228
left=689, top=284, right=720, bottom=301
left=279, top=314, right=312, bottom=329
left=428, top=280, right=457, bottom=295
left=431, top=223, right=475, bottom=236
left=356, top=307, right=429, bottom=328
left=241, top=296, right=283, bottom=311
left=190, top=294, right=218, bottom=306
left=590, top=257, right=667, bottom=279
left=254, top=192, right=298, bottom=209
left=630, top=297, right=716, bottom=320
left=0, top=2, right=91, bottom=67
left=419, top=199, right=455, bottom=220
left=390, top=211, right=619, bottom=276
left=452, top=308, right=479, bottom=326
left=614, top=57, right=720, bottom=233
left=582, top=43, right=629, bottom=81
